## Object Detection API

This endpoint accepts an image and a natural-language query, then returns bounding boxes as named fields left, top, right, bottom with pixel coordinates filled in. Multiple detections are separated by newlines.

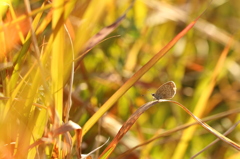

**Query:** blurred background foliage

left=0, top=0, right=240, bottom=158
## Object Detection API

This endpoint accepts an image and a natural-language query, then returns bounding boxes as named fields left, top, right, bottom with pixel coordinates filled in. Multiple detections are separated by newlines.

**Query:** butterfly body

left=152, top=81, right=176, bottom=100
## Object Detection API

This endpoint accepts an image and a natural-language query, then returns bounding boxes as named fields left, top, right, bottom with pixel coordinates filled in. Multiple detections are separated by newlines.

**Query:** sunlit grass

left=0, top=0, right=240, bottom=158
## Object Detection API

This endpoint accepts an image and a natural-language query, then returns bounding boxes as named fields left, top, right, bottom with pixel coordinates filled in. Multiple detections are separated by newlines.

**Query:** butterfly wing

left=153, top=81, right=176, bottom=100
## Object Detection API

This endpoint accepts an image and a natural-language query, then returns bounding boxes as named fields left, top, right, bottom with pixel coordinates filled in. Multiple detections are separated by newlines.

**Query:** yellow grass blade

left=172, top=37, right=234, bottom=159
left=82, top=12, right=202, bottom=136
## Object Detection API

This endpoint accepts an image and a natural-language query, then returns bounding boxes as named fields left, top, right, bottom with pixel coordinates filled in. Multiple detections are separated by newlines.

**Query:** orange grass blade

left=82, top=11, right=203, bottom=137
left=117, top=108, right=240, bottom=158
left=99, top=101, right=159, bottom=158
left=99, top=97, right=240, bottom=158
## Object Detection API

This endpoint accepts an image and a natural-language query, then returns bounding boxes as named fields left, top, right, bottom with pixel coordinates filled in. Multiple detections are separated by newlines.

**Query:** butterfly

left=152, top=81, right=177, bottom=100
